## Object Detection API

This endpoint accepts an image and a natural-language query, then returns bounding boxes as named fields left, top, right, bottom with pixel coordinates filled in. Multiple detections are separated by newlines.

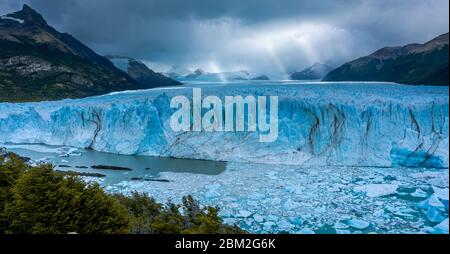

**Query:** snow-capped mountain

left=173, top=68, right=271, bottom=82
left=165, top=64, right=271, bottom=82
left=105, top=55, right=180, bottom=87
left=0, top=5, right=158, bottom=102
left=164, top=65, right=196, bottom=80
left=177, top=69, right=250, bottom=81
left=251, top=75, right=270, bottom=80
left=290, top=63, right=333, bottom=80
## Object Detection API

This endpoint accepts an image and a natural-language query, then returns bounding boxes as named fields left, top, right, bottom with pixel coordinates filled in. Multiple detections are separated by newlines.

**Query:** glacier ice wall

left=0, top=83, right=448, bottom=168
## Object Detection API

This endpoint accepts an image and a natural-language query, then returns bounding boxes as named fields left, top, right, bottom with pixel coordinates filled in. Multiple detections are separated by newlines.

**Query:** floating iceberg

left=410, top=188, right=428, bottom=198
left=353, top=184, right=398, bottom=198
left=0, top=83, right=448, bottom=168
left=429, top=218, right=449, bottom=234
left=417, top=194, right=448, bottom=223
left=345, top=218, right=370, bottom=230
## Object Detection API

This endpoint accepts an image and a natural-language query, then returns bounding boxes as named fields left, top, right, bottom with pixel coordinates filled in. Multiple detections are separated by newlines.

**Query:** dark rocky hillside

left=323, top=33, right=449, bottom=86
left=0, top=5, right=178, bottom=102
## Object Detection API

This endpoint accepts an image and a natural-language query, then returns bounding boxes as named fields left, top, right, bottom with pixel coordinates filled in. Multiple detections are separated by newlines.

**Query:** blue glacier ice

left=0, top=82, right=448, bottom=168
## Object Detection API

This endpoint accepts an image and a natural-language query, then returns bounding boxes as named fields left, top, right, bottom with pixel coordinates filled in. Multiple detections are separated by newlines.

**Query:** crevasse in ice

left=0, top=82, right=448, bottom=168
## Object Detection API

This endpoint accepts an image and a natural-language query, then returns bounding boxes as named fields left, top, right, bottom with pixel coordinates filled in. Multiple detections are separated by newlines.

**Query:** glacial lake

left=5, top=144, right=226, bottom=185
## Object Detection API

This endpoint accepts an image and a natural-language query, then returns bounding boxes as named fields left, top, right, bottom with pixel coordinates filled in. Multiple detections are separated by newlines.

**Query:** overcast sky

left=1, top=0, right=449, bottom=78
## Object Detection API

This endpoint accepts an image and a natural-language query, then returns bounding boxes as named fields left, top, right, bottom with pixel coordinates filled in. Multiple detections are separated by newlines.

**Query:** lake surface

left=6, top=144, right=226, bottom=185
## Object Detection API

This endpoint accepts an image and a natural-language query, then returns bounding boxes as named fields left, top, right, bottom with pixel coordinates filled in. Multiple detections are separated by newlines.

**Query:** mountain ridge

left=176, top=68, right=269, bottom=82
left=0, top=4, right=178, bottom=102
left=323, top=33, right=449, bottom=85
left=290, top=63, right=333, bottom=80
left=105, top=55, right=181, bottom=87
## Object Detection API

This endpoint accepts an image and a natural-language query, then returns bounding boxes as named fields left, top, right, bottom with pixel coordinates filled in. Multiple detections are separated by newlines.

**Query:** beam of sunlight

left=265, top=42, right=290, bottom=80
left=291, top=34, right=319, bottom=65
left=209, top=62, right=227, bottom=82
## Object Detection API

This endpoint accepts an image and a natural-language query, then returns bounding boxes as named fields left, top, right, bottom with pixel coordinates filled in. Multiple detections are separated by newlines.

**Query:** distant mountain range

left=164, top=65, right=196, bottom=80
left=1, top=4, right=447, bottom=104
left=251, top=75, right=270, bottom=80
left=105, top=55, right=180, bottom=87
left=0, top=5, right=179, bottom=102
left=323, top=33, right=449, bottom=85
left=290, top=63, right=333, bottom=80
left=171, top=68, right=270, bottom=82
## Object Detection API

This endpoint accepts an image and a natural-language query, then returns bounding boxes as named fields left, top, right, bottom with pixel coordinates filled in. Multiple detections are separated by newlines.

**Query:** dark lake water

left=7, top=145, right=227, bottom=185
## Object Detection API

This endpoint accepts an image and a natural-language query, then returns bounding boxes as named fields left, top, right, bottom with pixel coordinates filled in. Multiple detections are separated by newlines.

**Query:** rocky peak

left=7, top=4, right=48, bottom=27
left=193, top=68, right=206, bottom=75
left=323, top=32, right=449, bottom=85
left=410, top=32, right=449, bottom=53
left=290, top=63, right=333, bottom=80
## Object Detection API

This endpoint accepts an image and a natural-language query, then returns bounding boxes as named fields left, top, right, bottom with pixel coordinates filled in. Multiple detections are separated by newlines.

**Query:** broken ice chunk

left=223, top=218, right=237, bottom=225
left=425, top=207, right=446, bottom=223
left=411, top=171, right=441, bottom=179
left=424, top=194, right=446, bottom=211
left=249, top=193, right=266, bottom=200
left=253, top=214, right=264, bottom=223
left=238, top=210, right=252, bottom=218
left=417, top=194, right=447, bottom=223
left=335, top=229, right=351, bottom=234
left=333, top=222, right=349, bottom=229
left=267, top=215, right=279, bottom=222
left=399, top=208, right=417, bottom=214
left=353, top=184, right=398, bottom=198
left=373, top=209, right=385, bottom=217
left=432, top=186, right=449, bottom=202
left=428, top=218, right=449, bottom=234
left=284, top=185, right=304, bottom=194
left=289, top=217, right=303, bottom=226
left=345, top=219, right=370, bottom=230
left=220, top=210, right=232, bottom=218
left=204, top=190, right=220, bottom=199
left=298, top=228, right=315, bottom=234
left=262, top=222, right=276, bottom=231
left=278, top=220, right=294, bottom=231
left=410, top=189, right=428, bottom=198
left=283, top=200, right=300, bottom=210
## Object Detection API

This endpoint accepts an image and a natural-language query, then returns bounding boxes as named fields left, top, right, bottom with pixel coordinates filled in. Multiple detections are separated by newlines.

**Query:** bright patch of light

left=265, top=42, right=290, bottom=80
left=224, top=22, right=346, bottom=77
left=209, top=62, right=227, bottom=82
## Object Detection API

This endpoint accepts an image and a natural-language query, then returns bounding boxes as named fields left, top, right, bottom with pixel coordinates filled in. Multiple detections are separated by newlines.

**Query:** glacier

left=0, top=82, right=448, bottom=168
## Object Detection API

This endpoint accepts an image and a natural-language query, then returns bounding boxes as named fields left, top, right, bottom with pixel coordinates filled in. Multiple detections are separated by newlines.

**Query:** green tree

left=0, top=154, right=28, bottom=232
left=116, top=193, right=245, bottom=234
left=1, top=153, right=245, bottom=234
left=179, top=195, right=244, bottom=234
left=3, top=164, right=129, bottom=234
left=113, top=192, right=162, bottom=234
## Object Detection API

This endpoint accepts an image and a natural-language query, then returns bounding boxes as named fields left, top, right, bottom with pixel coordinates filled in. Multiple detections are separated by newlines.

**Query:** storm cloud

left=1, top=0, right=448, bottom=77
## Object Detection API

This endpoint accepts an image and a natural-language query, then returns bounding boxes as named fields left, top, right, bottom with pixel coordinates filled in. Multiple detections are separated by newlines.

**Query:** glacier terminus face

left=0, top=82, right=448, bottom=168
left=169, top=87, right=279, bottom=142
